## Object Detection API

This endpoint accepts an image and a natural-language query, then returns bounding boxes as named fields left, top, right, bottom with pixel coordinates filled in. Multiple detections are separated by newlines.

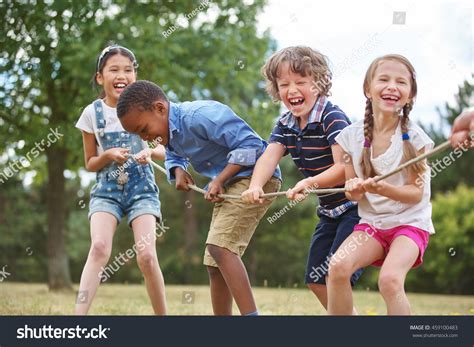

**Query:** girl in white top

left=74, top=45, right=167, bottom=315
left=327, top=54, right=434, bottom=315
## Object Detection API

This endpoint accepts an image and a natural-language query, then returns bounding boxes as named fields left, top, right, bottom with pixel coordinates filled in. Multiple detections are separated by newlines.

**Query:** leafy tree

left=424, top=77, right=473, bottom=193
left=0, top=0, right=278, bottom=289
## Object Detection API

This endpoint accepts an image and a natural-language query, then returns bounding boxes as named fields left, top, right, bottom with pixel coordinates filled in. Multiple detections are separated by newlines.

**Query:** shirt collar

left=168, top=101, right=179, bottom=140
left=279, top=96, right=328, bottom=129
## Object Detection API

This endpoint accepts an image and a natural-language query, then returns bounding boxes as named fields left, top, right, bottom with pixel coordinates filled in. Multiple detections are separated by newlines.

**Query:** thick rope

left=147, top=139, right=454, bottom=200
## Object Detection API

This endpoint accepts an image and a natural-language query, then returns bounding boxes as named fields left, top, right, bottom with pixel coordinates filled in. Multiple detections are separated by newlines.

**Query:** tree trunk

left=46, top=146, right=72, bottom=290
left=182, top=191, right=198, bottom=282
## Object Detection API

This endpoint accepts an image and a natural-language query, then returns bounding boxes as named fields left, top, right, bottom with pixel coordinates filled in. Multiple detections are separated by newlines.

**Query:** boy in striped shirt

left=242, top=46, right=362, bottom=313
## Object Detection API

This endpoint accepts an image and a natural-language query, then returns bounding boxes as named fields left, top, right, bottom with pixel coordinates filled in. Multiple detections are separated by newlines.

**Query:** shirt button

left=297, top=137, right=301, bottom=141
left=207, top=162, right=212, bottom=167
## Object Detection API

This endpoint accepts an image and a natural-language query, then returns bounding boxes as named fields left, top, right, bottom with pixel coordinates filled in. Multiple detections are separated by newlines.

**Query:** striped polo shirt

left=269, top=96, right=356, bottom=218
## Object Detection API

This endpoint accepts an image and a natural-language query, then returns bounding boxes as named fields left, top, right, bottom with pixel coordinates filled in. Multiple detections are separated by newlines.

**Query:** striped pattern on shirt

left=269, top=97, right=356, bottom=215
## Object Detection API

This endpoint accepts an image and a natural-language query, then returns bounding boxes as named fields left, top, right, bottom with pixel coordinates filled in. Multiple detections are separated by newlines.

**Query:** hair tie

left=402, top=133, right=410, bottom=141
left=364, top=138, right=371, bottom=148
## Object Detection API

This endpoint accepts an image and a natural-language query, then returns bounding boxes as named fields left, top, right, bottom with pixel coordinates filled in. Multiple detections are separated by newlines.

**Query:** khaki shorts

left=203, top=177, right=281, bottom=267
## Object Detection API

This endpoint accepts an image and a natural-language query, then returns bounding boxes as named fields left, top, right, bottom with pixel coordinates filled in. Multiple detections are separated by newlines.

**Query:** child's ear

left=95, top=72, right=103, bottom=86
left=152, top=100, right=166, bottom=115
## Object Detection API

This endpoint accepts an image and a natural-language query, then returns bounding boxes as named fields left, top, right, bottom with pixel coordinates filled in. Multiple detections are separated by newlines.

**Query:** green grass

left=1, top=282, right=473, bottom=315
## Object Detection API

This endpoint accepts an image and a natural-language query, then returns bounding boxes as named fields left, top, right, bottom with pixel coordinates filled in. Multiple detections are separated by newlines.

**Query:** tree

left=0, top=0, right=278, bottom=289
left=424, top=77, right=473, bottom=193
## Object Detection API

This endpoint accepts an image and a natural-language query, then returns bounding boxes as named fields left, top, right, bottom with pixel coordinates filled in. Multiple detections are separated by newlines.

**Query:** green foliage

left=424, top=77, right=474, bottom=193
left=0, top=0, right=278, bottom=287
left=411, top=185, right=474, bottom=294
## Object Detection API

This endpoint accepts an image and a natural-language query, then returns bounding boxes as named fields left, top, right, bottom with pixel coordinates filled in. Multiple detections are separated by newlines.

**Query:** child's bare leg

left=307, top=283, right=328, bottom=308
left=327, top=231, right=383, bottom=315
left=378, top=236, right=419, bottom=315
left=75, top=212, right=116, bottom=315
left=308, top=281, right=358, bottom=314
left=132, top=215, right=167, bottom=315
left=207, top=266, right=233, bottom=315
left=206, top=244, right=256, bottom=315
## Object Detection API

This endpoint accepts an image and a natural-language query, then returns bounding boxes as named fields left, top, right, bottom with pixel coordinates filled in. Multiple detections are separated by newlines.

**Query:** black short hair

left=117, top=80, right=169, bottom=118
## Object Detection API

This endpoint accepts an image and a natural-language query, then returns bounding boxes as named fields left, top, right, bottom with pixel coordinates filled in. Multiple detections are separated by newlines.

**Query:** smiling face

left=96, top=54, right=136, bottom=107
left=119, top=100, right=170, bottom=145
left=276, top=61, right=318, bottom=120
left=365, top=59, right=413, bottom=116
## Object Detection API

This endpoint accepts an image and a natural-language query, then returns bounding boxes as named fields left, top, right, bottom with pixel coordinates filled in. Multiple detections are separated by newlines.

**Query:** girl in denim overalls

left=75, top=45, right=167, bottom=314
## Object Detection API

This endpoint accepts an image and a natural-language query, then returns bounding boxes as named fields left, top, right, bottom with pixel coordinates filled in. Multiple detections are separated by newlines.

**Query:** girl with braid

left=327, top=54, right=435, bottom=315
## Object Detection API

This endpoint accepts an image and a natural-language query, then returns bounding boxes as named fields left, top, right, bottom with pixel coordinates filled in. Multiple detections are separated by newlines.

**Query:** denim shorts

left=88, top=164, right=161, bottom=226
left=305, top=205, right=363, bottom=285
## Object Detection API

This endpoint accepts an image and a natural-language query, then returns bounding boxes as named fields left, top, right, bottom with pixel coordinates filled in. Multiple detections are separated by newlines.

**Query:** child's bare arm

left=82, top=131, right=127, bottom=172
left=362, top=147, right=426, bottom=204
left=151, top=144, right=166, bottom=161
left=341, top=149, right=365, bottom=201
left=242, top=143, right=285, bottom=204
left=305, top=144, right=347, bottom=188
left=287, top=144, right=347, bottom=200
left=286, top=144, right=345, bottom=200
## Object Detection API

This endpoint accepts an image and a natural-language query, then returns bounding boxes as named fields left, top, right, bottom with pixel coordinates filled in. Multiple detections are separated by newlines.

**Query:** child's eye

left=279, top=84, right=288, bottom=88
left=297, top=82, right=306, bottom=85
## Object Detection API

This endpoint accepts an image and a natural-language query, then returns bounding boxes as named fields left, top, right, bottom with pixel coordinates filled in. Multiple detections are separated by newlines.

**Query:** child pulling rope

left=146, top=139, right=455, bottom=200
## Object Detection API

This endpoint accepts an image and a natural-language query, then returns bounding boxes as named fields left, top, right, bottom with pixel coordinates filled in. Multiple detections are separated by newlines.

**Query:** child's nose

left=387, top=80, right=397, bottom=90
left=288, top=83, right=298, bottom=93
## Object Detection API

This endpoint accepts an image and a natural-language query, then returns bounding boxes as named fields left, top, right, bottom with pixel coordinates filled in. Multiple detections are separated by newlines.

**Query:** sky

left=257, top=0, right=472, bottom=127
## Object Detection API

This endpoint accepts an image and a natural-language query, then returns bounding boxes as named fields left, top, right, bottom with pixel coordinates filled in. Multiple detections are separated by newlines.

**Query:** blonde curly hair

left=261, top=46, right=332, bottom=102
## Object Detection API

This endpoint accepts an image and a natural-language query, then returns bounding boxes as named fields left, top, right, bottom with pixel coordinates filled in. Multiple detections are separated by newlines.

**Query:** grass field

left=1, top=282, right=473, bottom=315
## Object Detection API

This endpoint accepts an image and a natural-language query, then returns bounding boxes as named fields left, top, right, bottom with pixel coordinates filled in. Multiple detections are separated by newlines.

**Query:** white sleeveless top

left=336, top=119, right=435, bottom=234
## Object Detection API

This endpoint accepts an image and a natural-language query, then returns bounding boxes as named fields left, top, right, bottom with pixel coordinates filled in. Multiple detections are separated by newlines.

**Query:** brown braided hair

left=360, top=54, right=425, bottom=178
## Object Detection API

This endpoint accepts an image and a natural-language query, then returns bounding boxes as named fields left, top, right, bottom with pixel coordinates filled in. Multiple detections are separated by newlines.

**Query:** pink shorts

left=353, top=223, right=430, bottom=268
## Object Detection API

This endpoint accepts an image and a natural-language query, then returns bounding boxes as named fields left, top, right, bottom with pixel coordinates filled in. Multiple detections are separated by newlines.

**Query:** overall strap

left=93, top=100, right=106, bottom=138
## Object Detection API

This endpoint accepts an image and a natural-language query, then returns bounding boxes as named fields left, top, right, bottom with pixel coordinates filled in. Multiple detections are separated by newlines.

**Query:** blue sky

left=257, top=0, right=472, bottom=127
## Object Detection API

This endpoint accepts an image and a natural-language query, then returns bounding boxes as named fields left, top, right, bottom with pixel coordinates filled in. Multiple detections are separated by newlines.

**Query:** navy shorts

left=305, top=205, right=363, bottom=285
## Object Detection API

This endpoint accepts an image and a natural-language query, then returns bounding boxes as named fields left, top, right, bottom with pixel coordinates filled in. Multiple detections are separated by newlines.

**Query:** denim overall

left=88, top=100, right=161, bottom=226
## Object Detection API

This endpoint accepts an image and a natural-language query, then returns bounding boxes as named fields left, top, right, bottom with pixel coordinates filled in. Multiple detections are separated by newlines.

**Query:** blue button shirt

left=165, top=101, right=281, bottom=184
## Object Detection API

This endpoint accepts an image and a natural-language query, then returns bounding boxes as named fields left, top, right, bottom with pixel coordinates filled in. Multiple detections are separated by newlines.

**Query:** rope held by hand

left=147, top=139, right=453, bottom=200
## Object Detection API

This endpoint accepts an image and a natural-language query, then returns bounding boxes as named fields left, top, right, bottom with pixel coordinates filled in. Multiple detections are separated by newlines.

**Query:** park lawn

left=1, top=282, right=473, bottom=316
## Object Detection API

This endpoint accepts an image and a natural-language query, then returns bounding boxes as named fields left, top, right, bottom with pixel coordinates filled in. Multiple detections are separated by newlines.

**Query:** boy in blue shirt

left=117, top=80, right=281, bottom=315
left=242, top=46, right=362, bottom=313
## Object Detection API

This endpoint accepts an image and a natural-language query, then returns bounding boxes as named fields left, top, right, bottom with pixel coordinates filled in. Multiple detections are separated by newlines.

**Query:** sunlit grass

left=1, top=282, right=473, bottom=316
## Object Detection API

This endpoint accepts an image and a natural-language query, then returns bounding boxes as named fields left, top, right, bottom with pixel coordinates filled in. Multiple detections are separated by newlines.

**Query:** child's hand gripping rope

left=145, top=138, right=456, bottom=202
